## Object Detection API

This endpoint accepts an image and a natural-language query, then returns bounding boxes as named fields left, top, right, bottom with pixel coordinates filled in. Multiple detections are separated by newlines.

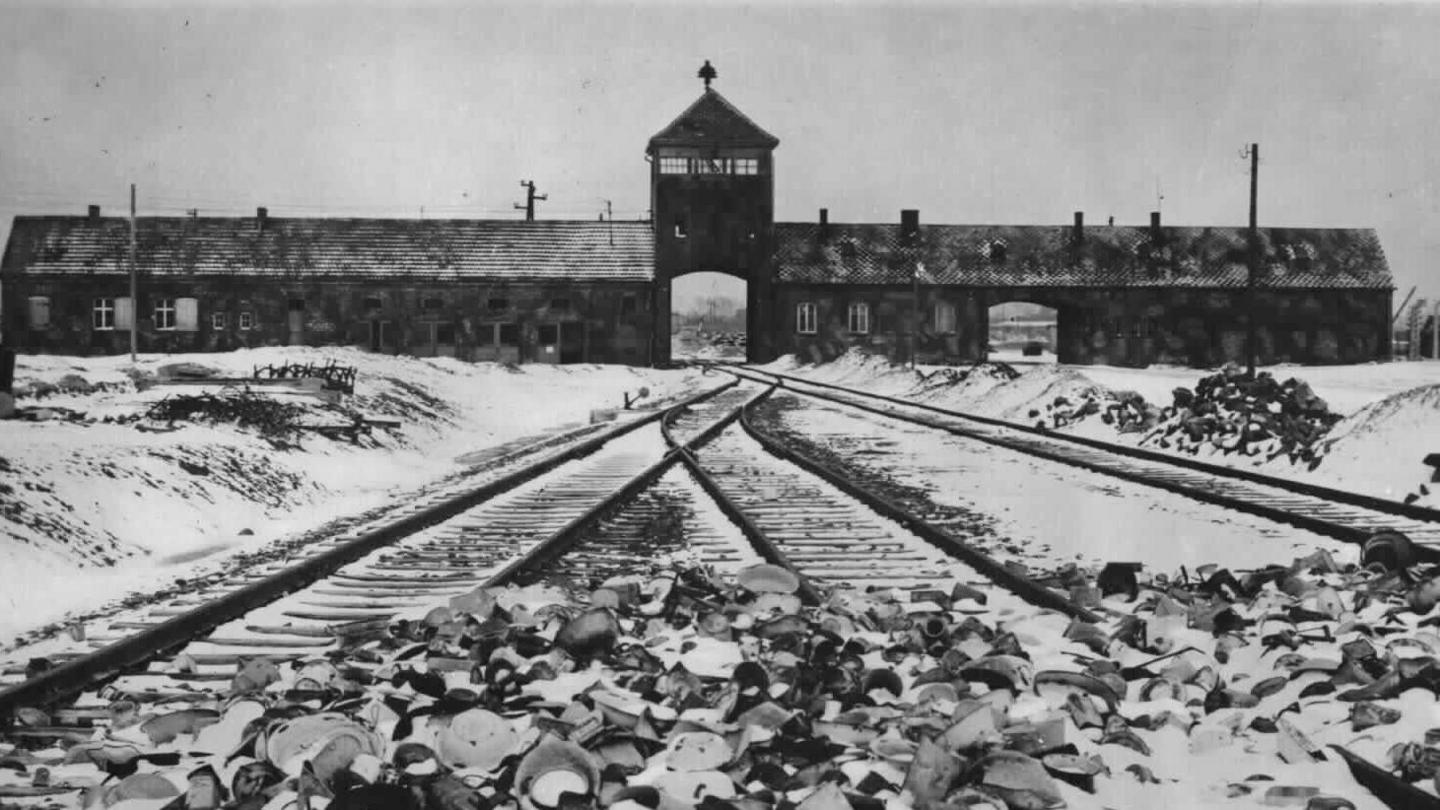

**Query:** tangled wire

left=145, top=388, right=308, bottom=440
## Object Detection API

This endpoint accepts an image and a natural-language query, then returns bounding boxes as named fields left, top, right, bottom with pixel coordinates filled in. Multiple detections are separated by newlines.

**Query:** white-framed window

left=674, top=217, right=688, bottom=238
left=27, top=297, right=51, bottom=329
left=847, top=302, right=870, bottom=334
left=657, top=156, right=763, bottom=175
left=211, top=312, right=226, bottom=330
left=93, top=297, right=135, bottom=330
left=94, top=298, right=114, bottom=330
left=934, top=301, right=957, bottom=334
left=155, top=298, right=177, bottom=330
left=239, top=312, right=254, bottom=331
left=176, top=297, right=198, bottom=331
left=796, top=302, right=817, bottom=335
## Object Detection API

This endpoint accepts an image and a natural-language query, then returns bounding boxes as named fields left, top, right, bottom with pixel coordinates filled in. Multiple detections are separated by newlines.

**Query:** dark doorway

left=537, top=323, right=560, bottom=364
left=560, top=322, right=585, bottom=363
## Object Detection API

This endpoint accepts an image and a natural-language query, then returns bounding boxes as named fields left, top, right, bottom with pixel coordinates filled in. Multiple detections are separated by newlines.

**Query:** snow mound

left=1311, top=383, right=1440, bottom=507
left=955, top=365, right=1109, bottom=422
left=0, top=347, right=701, bottom=643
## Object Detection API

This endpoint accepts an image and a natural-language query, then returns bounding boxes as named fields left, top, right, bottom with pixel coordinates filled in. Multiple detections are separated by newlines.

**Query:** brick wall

left=3, top=276, right=655, bottom=365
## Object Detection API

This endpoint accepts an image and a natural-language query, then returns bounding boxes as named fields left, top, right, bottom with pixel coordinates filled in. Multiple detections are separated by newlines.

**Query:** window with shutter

left=93, top=298, right=115, bottom=330
left=176, top=298, right=199, bottom=331
left=28, top=297, right=51, bottom=329
left=155, top=298, right=177, bottom=330
left=115, top=298, right=134, bottom=330
left=933, top=302, right=957, bottom=334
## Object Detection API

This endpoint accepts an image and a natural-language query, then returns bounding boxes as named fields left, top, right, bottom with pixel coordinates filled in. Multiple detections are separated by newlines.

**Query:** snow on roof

left=772, top=222, right=1393, bottom=289
left=1, top=216, right=656, bottom=282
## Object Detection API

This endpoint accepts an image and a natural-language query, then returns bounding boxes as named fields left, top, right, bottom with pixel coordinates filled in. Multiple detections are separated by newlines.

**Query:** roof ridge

left=647, top=88, right=779, bottom=149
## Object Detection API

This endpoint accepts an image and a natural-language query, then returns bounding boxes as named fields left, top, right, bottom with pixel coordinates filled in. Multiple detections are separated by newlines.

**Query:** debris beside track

left=10, top=541, right=1440, bottom=810
left=1139, top=365, right=1345, bottom=467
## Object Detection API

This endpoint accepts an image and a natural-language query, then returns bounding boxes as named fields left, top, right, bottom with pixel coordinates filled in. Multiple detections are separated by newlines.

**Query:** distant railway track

left=723, top=364, right=1440, bottom=558
left=0, top=378, right=1101, bottom=726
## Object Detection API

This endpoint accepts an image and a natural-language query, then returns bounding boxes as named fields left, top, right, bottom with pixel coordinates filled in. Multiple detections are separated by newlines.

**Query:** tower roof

left=647, top=89, right=779, bottom=152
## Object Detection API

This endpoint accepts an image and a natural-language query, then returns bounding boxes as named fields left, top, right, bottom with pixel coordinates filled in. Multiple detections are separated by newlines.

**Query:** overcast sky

left=3, top=2, right=1438, bottom=314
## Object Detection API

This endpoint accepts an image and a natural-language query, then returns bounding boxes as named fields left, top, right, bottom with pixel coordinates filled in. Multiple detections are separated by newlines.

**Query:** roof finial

left=698, top=59, right=717, bottom=90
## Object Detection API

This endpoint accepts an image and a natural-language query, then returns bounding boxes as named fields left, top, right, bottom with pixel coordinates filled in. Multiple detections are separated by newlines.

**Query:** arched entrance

left=670, top=271, right=749, bottom=361
left=986, top=301, right=1059, bottom=364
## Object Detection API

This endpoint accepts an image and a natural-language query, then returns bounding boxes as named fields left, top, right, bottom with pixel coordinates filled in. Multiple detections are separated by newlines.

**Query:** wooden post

left=1246, top=143, right=1258, bottom=376
left=129, top=183, right=138, bottom=362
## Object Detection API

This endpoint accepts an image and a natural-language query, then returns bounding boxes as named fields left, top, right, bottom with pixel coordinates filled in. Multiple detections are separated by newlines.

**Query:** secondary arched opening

left=987, top=301, right=1059, bottom=364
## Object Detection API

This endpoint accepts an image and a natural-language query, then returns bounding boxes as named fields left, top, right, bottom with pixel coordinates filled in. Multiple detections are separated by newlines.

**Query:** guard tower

left=647, top=61, right=780, bottom=364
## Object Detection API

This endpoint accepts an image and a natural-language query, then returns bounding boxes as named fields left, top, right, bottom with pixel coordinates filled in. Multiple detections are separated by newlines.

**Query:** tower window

left=656, top=156, right=763, bottom=175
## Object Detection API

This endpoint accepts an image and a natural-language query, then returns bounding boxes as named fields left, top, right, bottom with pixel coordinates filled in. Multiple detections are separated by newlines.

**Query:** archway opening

left=670, top=271, right=748, bottom=361
left=987, top=301, right=1058, bottom=364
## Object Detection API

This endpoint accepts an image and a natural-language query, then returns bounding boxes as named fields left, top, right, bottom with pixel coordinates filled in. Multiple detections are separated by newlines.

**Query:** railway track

left=725, top=364, right=1440, bottom=557
left=0, top=377, right=1104, bottom=722
left=0, top=381, right=744, bottom=714
left=0, top=372, right=1419, bottom=809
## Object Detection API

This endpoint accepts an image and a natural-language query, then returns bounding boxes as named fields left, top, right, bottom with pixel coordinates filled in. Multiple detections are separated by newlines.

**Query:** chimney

left=87, top=204, right=100, bottom=221
left=1150, top=211, right=1161, bottom=236
left=901, top=209, right=919, bottom=241
left=257, top=206, right=268, bottom=231
left=819, top=208, right=829, bottom=240
left=1072, top=211, right=1084, bottom=244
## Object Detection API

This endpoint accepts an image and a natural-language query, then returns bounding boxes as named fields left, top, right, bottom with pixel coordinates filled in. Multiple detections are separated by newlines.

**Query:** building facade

left=1, top=80, right=1394, bottom=367
left=3, top=214, right=655, bottom=364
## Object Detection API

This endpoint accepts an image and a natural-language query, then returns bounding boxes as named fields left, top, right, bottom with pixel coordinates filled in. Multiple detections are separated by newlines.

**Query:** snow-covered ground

left=771, top=351, right=1440, bottom=511
left=0, top=347, right=704, bottom=643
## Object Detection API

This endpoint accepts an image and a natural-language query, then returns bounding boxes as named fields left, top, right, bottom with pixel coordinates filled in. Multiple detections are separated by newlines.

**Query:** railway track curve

left=724, top=364, right=1440, bottom=558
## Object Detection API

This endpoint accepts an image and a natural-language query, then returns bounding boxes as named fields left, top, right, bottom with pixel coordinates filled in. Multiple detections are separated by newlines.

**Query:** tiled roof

left=772, top=223, right=1392, bottom=290
left=1, top=216, right=655, bottom=282
left=647, top=89, right=780, bottom=151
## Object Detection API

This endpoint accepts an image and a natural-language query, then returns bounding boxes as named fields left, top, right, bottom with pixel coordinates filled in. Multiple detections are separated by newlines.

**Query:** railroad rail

left=0, top=374, right=1411, bottom=809
left=724, top=365, right=1440, bottom=556
left=0, top=381, right=745, bottom=717
left=0, top=377, right=1109, bottom=728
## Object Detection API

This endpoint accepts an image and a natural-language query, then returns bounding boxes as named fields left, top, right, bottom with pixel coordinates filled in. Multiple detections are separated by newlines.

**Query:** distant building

left=1, top=70, right=1393, bottom=366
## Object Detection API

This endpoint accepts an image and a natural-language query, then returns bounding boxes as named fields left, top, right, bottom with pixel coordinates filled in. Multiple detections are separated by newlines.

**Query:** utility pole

left=911, top=262, right=922, bottom=370
left=603, top=199, right=613, bottom=246
left=1245, top=143, right=1259, bottom=377
left=514, top=180, right=546, bottom=221
left=129, top=183, right=138, bottom=363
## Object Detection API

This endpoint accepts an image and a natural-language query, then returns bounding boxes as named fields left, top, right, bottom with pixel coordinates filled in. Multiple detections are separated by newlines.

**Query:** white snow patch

left=0, top=347, right=704, bottom=642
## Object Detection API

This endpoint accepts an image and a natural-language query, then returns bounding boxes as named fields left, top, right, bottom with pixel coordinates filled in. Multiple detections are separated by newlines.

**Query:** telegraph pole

left=911, top=262, right=922, bottom=370
left=603, top=199, right=613, bottom=246
left=129, top=183, right=138, bottom=363
left=514, top=180, right=546, bottom=221
left=1245, top=143, right=1259, bottom=377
